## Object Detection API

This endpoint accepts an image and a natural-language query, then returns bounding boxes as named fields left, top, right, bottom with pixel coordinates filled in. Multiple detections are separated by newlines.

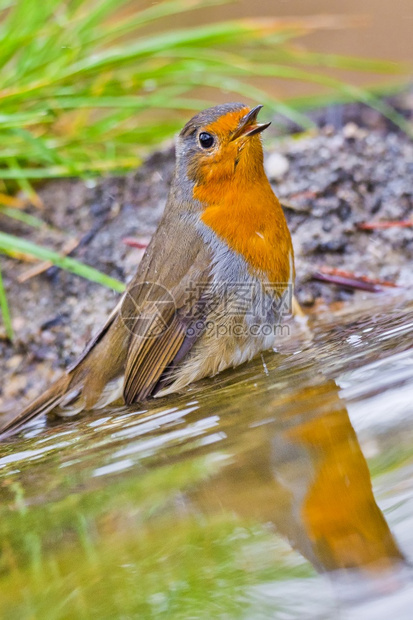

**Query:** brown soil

left=1, top=98, right=413, bottom=413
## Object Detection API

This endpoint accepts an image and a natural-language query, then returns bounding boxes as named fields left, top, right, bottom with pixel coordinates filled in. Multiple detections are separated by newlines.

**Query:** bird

left=1, top=102, right=295, bottom=437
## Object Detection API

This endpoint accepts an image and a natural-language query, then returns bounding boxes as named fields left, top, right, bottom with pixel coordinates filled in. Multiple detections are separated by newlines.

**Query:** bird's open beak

left=230, top=105, right=271, bottom=141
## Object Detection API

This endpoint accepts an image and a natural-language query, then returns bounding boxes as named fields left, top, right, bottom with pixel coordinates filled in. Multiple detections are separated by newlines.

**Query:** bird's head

left=172, top=103, right=293, bottom=285
left=176, top=103, right=271, bottom=192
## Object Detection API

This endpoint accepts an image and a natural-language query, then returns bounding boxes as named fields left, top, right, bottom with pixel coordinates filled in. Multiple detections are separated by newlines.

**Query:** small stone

left=11, top=316, right=25, bottom=331
left=5, top=355, right=23, bottom=370
left=265, top=152, right=289, bottom=180
left=3, top=374, right=28, bottom=398
left=343, top=122, right=366, bottom=140
left=343, top=122, right=358, bottom=138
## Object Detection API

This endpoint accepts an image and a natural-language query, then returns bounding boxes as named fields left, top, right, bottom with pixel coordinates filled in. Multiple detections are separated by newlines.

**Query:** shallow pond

left=1, top=291, right=413, bottom=619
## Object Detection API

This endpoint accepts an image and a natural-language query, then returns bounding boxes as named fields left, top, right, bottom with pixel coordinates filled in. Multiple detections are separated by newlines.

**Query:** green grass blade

left=0, top=159, right=142, bottom=178
left=0, top=261, right=13, bottom=340
left=0, top=206, right=46, bottom=228
left=95, top=0, right=231, bottom=44
left=286, top=82, right=410, bottom=111
left=0, top=232, right=125, bottom=293
left=260, top=47, right=406, bottom=74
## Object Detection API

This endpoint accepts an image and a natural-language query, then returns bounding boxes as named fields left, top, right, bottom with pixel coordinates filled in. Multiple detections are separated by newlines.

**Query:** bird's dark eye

left=198, top=132, right=214, bottom=149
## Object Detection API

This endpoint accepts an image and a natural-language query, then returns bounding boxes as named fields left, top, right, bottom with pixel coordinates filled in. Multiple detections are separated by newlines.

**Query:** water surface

left=1, top=292, right=413, bottom=619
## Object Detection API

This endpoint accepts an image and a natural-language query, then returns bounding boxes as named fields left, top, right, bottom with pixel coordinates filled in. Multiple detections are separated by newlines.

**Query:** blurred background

left=0, top=0, right=411, bottom=184
left=154, top=0, right=413, bottom=99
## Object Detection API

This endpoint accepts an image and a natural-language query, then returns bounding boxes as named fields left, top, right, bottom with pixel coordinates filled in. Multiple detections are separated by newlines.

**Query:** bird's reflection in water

left=188, top=380, right=405, bottom=593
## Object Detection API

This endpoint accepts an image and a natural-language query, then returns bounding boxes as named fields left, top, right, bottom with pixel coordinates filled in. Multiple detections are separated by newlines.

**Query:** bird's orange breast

left=196, top=176, right=293, bottom=285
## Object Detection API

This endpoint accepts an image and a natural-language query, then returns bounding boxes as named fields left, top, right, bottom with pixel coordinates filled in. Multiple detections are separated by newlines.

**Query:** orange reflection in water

left=192, top=381, right=403, bottom=576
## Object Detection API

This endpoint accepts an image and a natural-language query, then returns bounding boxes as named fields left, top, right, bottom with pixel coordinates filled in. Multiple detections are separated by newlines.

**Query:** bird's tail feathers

left=0, top=374, right=72, bottom=439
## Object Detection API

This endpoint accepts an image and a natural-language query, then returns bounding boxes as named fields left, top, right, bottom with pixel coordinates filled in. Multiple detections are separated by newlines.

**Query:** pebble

left=343, top=122, right=367, bottom=140
left=265, top=152, right=289, bottom=180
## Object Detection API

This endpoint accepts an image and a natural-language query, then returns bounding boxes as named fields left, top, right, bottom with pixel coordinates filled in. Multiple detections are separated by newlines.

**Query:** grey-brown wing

left=122, top=244, right=212, bottom=404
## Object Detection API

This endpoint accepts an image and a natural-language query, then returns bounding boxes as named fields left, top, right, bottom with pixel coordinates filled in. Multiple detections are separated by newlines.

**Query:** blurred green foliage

left=0, top=0, right=409, bottom=183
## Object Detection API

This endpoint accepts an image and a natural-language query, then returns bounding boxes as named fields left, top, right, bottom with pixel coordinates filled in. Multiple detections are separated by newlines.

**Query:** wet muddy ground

left=1, top=97, right=412, bottom=412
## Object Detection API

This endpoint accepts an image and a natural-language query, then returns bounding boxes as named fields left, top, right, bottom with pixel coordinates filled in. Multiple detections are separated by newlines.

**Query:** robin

left=1, top=102, right=295, bottom=436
